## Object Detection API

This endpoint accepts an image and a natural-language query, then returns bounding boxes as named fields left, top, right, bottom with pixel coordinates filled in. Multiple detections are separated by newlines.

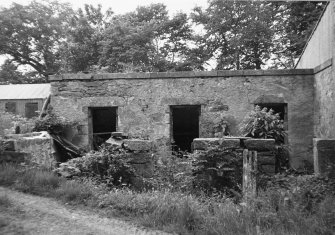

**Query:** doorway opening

left=171, top=105, right=200, bottom=152
left=89, top=107, right=117, bottom=150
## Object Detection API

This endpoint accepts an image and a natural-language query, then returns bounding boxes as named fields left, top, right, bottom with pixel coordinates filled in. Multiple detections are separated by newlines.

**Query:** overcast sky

left=0, top=0, right=209, bottom=15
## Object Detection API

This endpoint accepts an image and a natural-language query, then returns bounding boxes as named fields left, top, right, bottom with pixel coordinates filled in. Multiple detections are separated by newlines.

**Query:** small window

left=5, top=102, right=16, bottom=114
left=25, top=102, right=39, bottom=118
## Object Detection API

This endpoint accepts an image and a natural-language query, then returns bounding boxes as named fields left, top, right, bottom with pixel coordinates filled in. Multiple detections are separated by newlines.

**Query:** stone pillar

left=243, top=149, right=257, bottom=199
left=313, top=138, right=335, bottom=177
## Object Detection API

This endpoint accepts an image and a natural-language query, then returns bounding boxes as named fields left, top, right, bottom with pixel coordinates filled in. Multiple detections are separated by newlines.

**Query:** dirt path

left=0, top=187, right=171, bottom=235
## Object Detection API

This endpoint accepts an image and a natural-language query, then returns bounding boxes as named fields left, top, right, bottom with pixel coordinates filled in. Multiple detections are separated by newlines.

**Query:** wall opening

left=25, top=102, right=38, bottom=118
left=5, top=102, right=16, bottom=114
left=171, top=105, right=200, bottom=152
left=89, top=107, right=117, bottom=150
left=255, top=103, right=288, bottom=143
left=255, top=103, right=287, bottom=128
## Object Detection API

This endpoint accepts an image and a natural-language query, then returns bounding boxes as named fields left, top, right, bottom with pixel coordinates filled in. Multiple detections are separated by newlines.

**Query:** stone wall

left=50, top=69, right=314, bottom=169
left=192, top=138, right=276, bottom=174
left=314, top=60, right=335, bottom=139
left=1, top=132, right=57, bottom=168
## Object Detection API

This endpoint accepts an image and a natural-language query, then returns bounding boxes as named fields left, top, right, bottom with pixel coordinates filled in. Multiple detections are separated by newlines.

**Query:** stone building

left=49, top=2, right=335, bottom=170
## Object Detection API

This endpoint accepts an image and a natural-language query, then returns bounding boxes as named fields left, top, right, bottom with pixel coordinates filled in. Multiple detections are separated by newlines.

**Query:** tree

left=285, top=1, right=326, bottom=58
left=0, top=1, right=73, bottom=77
left=191, top=1, right=279, bottom=70
left=0, top=60, right=24, bottom=84
left=59, top=4, right=113, bottom=72
left=99, top=3, right=193, bottom=72
left=191, top=0, right=326, bottom=70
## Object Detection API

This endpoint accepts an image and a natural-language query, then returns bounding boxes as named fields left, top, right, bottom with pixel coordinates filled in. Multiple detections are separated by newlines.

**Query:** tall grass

left=0, top=163, right=334, bottom=235
left=0, top=163, right=19, bottom=186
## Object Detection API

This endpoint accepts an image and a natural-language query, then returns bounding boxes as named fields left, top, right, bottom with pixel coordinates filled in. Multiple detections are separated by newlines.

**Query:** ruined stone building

left=49, top=2, right=335, bottom=170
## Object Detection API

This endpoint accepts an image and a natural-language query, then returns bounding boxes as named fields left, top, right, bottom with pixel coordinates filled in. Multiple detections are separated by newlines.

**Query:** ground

left=0, top=187, right=170, bottom=235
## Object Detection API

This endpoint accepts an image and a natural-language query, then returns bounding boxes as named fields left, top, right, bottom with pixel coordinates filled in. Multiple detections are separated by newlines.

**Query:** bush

left=191, top=148, right=243, bottom=198
left=33, top=106, right=75, bottom=135
left=240, top=105, right=286, bottom=143
left=57, top=146, right=136, bottom=187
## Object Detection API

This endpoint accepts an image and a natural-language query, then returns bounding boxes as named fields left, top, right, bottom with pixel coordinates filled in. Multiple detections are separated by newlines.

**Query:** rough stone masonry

left=50, top=69, right=314, bottom=169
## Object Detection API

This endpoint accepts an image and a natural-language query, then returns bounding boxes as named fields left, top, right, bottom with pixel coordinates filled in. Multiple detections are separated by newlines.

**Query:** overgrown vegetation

left=33, top=107, right=76, bottom=135
left=1, top=163, right=334, bottom=234
left=240, top=105, right=289, bottom=171
left=56, top=146, right=136, bottom=187
left=240, top=105, right=286, bottom=143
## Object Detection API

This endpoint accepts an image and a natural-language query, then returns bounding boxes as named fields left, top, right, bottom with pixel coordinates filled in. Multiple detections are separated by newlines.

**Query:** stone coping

left=49, top=69, right=314, bottom=81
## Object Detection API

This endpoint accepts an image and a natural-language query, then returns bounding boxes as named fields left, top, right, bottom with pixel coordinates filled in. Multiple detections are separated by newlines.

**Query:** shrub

left=191, top=148, right=243, bottom=198
left=57, top=146, right=136, bottom=187
left=240, top=105, right=289, bottom=171
left=33, top=106, right=75, bottom=135
left=240, top=105, right=286, bottom=143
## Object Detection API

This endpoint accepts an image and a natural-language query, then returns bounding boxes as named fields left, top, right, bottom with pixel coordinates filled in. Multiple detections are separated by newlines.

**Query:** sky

left=0, top=0, right=210, bottom=68
left=0, top=0, right=209, bottom=15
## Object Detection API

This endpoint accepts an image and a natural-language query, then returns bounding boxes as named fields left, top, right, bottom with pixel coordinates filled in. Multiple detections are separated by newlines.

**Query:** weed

left=0, top=163, right=20, bottom=186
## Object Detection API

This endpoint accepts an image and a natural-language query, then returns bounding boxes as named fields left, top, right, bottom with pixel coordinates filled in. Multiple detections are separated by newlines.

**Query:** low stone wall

left=192, top=137, right=276, bottom=174
left=0, top=132, right=56, bottom=168
left=122, top=139, right=154, bottom=178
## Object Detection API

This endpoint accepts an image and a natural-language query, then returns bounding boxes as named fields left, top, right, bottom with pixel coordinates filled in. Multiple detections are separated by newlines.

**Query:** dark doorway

left=89, top=107, right=117, bottom=150
left=171, top=105, right=200, bottom=152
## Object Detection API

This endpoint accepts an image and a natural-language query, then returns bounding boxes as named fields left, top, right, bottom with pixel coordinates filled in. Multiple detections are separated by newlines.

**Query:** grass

left=0, top=194, right=11, bottom=208
left=0, top=162, right=334, bottom=235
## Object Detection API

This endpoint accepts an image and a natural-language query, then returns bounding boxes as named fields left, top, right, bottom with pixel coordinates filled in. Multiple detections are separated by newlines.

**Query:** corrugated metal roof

left=0, top=84, right=50, bottom=100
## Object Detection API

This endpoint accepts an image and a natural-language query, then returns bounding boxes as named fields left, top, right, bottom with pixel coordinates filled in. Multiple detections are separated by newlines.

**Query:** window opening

left=5, top=102, right=16, bottom=114
left=25, top=102, right=38, bottom=118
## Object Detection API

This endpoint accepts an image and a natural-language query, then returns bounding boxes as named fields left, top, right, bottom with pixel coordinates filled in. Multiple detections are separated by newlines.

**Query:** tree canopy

left=0, top=0, right=326, bottom=83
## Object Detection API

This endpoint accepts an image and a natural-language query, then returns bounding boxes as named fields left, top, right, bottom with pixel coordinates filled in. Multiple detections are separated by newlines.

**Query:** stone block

left=0, top=139, right=16, bottom=151
left=259, top=165, right=276, bottom=174
left=126, top=153, right=152, bottom=164
left=313, top=138, right=335, bottom=176
left=123, top=139, right=153, bottom=152
left=244, top=139, right=275, bottom=151
left=0, top=151, right=25, bottom=163
left=192, top=138, right=241, bottom=150
left=257, top=152, right=276, bottom=165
